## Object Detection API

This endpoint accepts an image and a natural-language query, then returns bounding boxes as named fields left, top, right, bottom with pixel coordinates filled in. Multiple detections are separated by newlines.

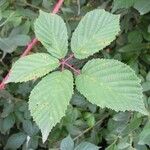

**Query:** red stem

left=64, top=62, right=80, bottom=75
left=0, top=73, right=10, bottom=89
left=0, top=0, right=64, bottom=90
left=60, top=54, right=74, bottom=71
left=21, top=38, right=38, bottom=57
left=61, top=58, right=65, bottom=71
left=63, top=53, right=74, bottom=63
left=52, top=0, right=64, bottom=14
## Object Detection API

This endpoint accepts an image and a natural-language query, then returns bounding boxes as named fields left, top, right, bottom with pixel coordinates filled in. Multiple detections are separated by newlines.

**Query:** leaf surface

left=71, top=9, right=120, bottom=59
left=75, top=142, right=99, bottom=150
left=60, top=135, right=74, bottom=150
left=0, top=34, right=30, bottom=58
left=138, top=121, right=150, bottom=145
left=112, top=0, right=136, bottom=12
left=5, top=132, right=27, bottom=149
left=34, top=10, right=68, bottom=59
left=134, top=0, right=150, bottom=15
left=6, top=53, right=59, bottom=83
left=29, top=70, right=73, bottom=142
left=118, top=43, right=150, bottom=53
left=76, top=59, right=147, bottom=114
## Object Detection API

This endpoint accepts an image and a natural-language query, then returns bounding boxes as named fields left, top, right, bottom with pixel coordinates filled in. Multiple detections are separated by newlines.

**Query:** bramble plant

left=5, top=9, right=148, bottom=142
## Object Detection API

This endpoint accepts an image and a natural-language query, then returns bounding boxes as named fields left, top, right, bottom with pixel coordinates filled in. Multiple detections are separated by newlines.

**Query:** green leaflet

left=60, top=135, right=74, bottom=150
left=134, top=0, right=150, bottom=15
left=5, top=132, right=27, bottom=149
left=0, top=35, right=30, bottom=58
left=138, top=121, right=150, bottom=145
left=76, top=59, right=148, bottom=115
left=29, top=70, right=73, bottom=142
left=6, top=53, right=59, bottom=83
left=127, top=30, right=143, bottom=43
left=71, top=9, right=120, bottom=59
left=118, top=43, right=150, bottom=53
left=34, top=10, right=68, bottom=59
left=112, top=0, right=137, bottom=12
left=74, top=142, right=99, bottom=150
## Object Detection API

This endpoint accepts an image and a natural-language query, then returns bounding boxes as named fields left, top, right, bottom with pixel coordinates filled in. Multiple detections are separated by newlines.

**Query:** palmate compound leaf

left=71, top=9, right=120, bottom=59
left=29, top=70, right=73, bottom=142
left=5, top=53, right=59, bottom=83
left=34, top=10, right=68, bottom=59
left=76, top=59, right=148, bottom=115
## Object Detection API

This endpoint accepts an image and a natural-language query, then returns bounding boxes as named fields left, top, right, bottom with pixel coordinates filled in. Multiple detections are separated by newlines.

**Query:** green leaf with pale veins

left=6, top=53, right=59, bottom=83
left=112, top=0, right=137, bottom=12
left=29, top=70, right=73, bottom=142
left=75, top=142, right=99, bottom=150
left=5, top=132, right=27, bottom=149
left=60, top=135, right=74, bottom=150
left=134, top=0, right=150, bottom=15
left=138, top=121, right=150, bottom=145
left=76, top=59, right=148, bottom=115
left=71, top=9, right=120, bottom=59
left=34, top=10, right=68, bottom=59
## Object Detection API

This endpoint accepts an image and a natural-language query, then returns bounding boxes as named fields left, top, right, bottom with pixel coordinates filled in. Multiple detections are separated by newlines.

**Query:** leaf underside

left=6, top=53, right=59, bottom=83
left=34, top=10, right=68, bottom=59
left=76, top=59, right=147, bottom=115
left=29, top=70, right=73, bottom=142
left=71, top=9, right=120, bottom=59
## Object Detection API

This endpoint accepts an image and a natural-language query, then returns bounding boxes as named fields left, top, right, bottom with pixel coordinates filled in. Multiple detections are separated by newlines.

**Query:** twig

left=0, top=0, right=64, bottom=90
left=77, top=0, right=81, bottom=15
left=17, top=2, right=41, bottom=10
left=73, top=113, right=110, bottom=141
left=24, top=2, right=41, bottom=10
left=0, top=12, right=15, bottom=27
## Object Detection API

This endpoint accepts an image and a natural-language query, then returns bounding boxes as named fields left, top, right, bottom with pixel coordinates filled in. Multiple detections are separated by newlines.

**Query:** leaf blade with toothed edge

left=34, top=10, right=68, bottom=59
left=71, top=9, right=120, bottom=59
left=29, top=70, right=74, bottom=142
left=6, top=53, right=59, bottom=83
left=76, top=59, right=148, bottom=115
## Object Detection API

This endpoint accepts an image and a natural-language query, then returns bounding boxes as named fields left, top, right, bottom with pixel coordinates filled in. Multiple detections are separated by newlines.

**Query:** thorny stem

left=21, top=38, right=39, bottom=57
left=63, top=53, right=74, bottom=63
left=52, top=0, right=64, bottom=14
left=61, top=59, right=65, bottom=71
left=60, top=54, right=74, bottom=71
left=64, top=62, right=80, bottom=75
left=0, top=74, right=10, bottom=89
left=60, top=53, right=80, bottom=75
left=0, top=0, right=64, bottom=90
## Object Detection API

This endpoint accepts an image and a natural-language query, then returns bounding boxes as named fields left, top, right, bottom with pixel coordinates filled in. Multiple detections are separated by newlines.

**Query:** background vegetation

left=0, top=0, right=150, bottom=149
